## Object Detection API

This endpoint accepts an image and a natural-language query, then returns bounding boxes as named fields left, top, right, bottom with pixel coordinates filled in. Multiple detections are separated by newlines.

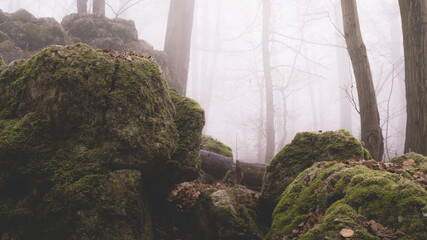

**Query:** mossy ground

left=267, top=160, right=427, bottom=240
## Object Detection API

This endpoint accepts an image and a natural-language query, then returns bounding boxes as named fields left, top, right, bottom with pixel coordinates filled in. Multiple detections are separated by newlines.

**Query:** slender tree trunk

left=399, top=0, right=427, bottom=155
left=389, top=13, right=405, bottom=156
left=164, top=0, right=196, bottom=96
left=341, top=0, right=384, bottom=161
left=77, top=0, right=88, bottom=14
left=202, top=0, right=223, bottom=129
left=335, top=1, right=353, bottom=132
left=263, top=0, right=275, bottom=163
left=258, top=80, right=265, bottom=162
left=93, top=0, right=105, bottom=16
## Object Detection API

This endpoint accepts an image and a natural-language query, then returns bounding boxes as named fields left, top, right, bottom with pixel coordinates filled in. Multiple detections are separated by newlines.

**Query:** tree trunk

left=341, top=0, right=384, bottom=161
left=335, top=0, right=353, bottom=133
left=77, top=0, right=88, bottom=14
left=93, top=0, right=105, bottom=16
left=399, top=0, right=427, bottom=155
left=263, top=0, right=275, bottom=163
left=164, top=0, right=196, bottom=95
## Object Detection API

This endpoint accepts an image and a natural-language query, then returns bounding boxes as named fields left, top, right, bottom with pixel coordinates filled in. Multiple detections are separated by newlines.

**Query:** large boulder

left=260, top=130, right=371, bottom=222
left=0, top=44, right=204, bottom=239
left=267, top=159, right=427, bottom=239
left=0, top=9, right=68, bottom=63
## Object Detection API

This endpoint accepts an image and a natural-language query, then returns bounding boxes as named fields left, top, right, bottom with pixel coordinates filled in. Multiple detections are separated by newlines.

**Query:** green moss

left=261, top=130, right=371, bottom=221
left=194, top=186, right=263, bottom=240
left=201, top=134, right=233, bottom=158
left=170, top=89, right=205, bottom=181
left=392, top=152, right=427, bottom=173
left=267, top=162, right=427, bottom=240
left=0, top=44, right=205, bottom=239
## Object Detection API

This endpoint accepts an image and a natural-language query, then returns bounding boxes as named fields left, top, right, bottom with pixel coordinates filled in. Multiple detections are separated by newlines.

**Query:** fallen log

left=200, top=150, right=233, bottom=179
left=200, top=150, right=266, bottom=191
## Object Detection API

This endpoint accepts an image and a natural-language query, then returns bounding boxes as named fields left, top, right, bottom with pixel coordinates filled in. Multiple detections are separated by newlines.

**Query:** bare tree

left=399, top=0, right=427, bottom=155
left=164, top=0, right=196, bottom=95
left=93, top=0, right=105, bottom=16
left=341, top=0, right=384, bottom=160
left=77, top=0, right=88, bottom=13
left=262, top=0, right=275, bottom=163
left=334, top=0, right=352, bottom=132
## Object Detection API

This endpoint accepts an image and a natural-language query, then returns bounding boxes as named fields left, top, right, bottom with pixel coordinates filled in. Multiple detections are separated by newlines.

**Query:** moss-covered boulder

left=61, top=13, right=182, bottom=94
left=392, top=152, right=427, bottom=171
left=167, top=182, right=264, bottom=240
left=0, top=9, right=68, bottom=63
left=260, top=130, right=371, bottom=219
left=267, top=160, right=427, bottom=240
left=0, top=44, right=204, bottom=239
left=201, top=134, right=233, bottom=158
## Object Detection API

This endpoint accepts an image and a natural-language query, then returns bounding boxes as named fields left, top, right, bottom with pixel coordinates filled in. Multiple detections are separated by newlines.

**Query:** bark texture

left=399, top=0, right=427, bottom=155
left=93, top=0, right=105, bottom=16
left=341, top=0, right=384, bottom=161
left=263, top=0, right=275, bottom=163
left=164, top=0, right=196, bottom=95
left=77, top=0, right=88, bottom=14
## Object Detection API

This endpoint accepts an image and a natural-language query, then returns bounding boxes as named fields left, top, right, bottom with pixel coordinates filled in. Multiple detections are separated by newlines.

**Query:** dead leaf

left=340, top=228, right=354, bottom=237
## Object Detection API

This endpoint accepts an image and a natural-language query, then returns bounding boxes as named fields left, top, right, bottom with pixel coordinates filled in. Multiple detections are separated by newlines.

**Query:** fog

left=0, top=0, right=405, bottom=162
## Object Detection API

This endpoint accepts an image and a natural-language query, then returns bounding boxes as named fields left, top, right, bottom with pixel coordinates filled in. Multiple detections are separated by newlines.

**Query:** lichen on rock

left=260, top=129, right=371, bottom=221
left=267, top=160, right=427, bottom=240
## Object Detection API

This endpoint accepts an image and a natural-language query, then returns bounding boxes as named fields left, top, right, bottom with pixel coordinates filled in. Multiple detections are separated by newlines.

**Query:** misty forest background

left=0, top=0, right=412, bottom=163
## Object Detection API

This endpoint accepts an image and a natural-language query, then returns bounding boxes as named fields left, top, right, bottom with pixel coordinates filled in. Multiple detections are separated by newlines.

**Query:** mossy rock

left=267, top=161, right=427, bottom=240
left=167, top=183, right=264, bottom=240
left=0, top=44, right=204, bottom=239
left=170, top=90, right=205, bottom=181
left=260, top=130, right=371, bottom=219
left=392, top=152, right=427, bottom=172
left=199, top=186, right=263, bottom=240
left=0, top=9, right=68, bottom=55
left=201, top=134, right=233, bottom=158
left=61, top=13, right=183, bottom=94
left=62, top=14, right=138, bottom=44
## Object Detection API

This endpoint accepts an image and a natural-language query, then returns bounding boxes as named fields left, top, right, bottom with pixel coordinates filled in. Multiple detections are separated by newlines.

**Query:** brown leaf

left=340, top=228, right=354, bottom=238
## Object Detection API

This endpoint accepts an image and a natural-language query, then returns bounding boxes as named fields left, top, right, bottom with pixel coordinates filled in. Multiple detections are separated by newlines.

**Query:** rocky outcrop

left=0, top=10, right=183, bottom=94
left=260, top=129, right=371, bottom=221
left=0, top=44, right=204, bottom=239
left=267, top=159, right=427, bottom=239
left=60, top=13, right=182, bottom=94
left=0, top=9, right=68, bottom=63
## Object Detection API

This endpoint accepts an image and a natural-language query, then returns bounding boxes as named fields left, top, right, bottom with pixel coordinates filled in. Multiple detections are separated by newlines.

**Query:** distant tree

left=334, top=0, right=352, bottom=133
left=164, top=0, right=196, bottom=95
left=262, top=0, right=275, bottom=163
left=93, top=0, right=105, bottom=15
left=340, top=0, right=384, bottom=160
left=77, top=0, right=88, bottom=13
left=399, top=0, right=427, bottom=155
